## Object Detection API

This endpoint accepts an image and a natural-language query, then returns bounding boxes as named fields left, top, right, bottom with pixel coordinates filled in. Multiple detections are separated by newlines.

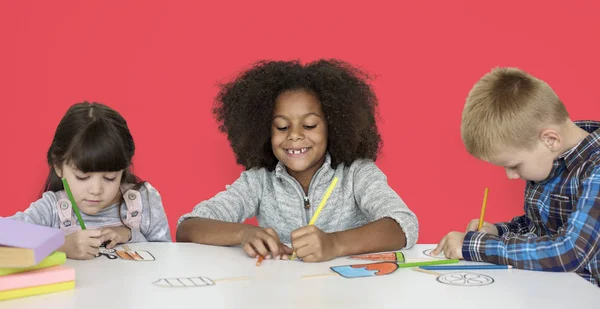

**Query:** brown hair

left=461, top=67, right=569, bottom=159
left=43, top=102, right=144, bottom=226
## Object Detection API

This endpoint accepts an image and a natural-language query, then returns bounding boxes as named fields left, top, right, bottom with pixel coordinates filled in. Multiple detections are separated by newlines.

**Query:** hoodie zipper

left=281, top=176, right=311, bottom=225
left=304, top=196, right=311, bottom=209
left=280, top=163, right=328, bottom=225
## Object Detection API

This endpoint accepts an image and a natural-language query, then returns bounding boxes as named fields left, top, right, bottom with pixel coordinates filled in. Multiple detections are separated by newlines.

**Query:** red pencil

left=256, top=255, right=264, bottom=266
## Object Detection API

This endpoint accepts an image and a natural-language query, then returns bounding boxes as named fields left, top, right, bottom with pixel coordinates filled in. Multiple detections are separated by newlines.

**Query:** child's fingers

left=87, top=237, right=103, bottom=248
left=263, top=228, right=280, bottom=241
left=105, top=239, right=118, bottom=249
left=281, top=244, right=294, bottom=254
left=290, top=226, right=312, bottom=241
left=77, top=253, right=95, bottom=260
left=482, top=223, right=499, bottom=235
left=242, top=243, right=258, bottom=258
left=97, top=232, right=113, bottom=245
left=451, top=247, right=462, bottom=260
left=291, top=235, right=310, bottom=255
left=465, top=219, right=479, bottom=232
left=294, top=244, right=314, bottom=261
left=250, top=238, right=270, bottom=257
left=262, top=237, right=281, bottom=257
left=431, top=236, right=446, bottom=256
left=299, top=252, right=317, bottom=263
left=82, top=229, right=103, bottom=238
left=443, top=244, right=454, bottom=259
left=262, top=228, right=284, bottom=256
left=76, top=248, right=96, bottom=260
left=86, top=245, right=100, bottom=258
left=274, top=245, right=293, bottom=260
left=100, top=229, right=117, bottom=240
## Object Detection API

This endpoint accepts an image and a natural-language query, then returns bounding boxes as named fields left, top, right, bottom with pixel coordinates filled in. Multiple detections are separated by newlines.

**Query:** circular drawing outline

left=422, top=249, right=445, bottom=259
left=436, top=272, right=494, bottom=287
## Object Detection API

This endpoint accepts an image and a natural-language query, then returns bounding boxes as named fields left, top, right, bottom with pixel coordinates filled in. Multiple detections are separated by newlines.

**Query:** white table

left=1, top=243, right=599, bottom=309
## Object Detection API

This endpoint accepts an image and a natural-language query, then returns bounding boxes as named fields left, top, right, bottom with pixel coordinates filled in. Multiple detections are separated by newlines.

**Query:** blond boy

left=432, top=67, right=600, bottom=286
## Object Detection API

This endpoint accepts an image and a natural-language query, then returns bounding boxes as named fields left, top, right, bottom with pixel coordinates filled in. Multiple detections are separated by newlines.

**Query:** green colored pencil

left=396, top=259, right=459, bottom=268
left=61, top=178, right=86, bottom=230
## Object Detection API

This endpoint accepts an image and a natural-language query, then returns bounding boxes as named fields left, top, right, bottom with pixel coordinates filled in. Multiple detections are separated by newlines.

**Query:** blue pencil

left=419, top=264, right=512, bottom=270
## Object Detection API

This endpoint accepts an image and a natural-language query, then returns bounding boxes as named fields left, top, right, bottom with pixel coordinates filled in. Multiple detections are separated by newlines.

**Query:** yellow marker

left=290, top=177, right=339, bottom=261
left=477, top=188, right=489, bottom=230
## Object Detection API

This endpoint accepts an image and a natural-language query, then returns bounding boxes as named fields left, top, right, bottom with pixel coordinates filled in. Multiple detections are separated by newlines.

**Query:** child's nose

left=287, top=127, right=304, bottom=141
left=88, top=180, right=104, bottom=195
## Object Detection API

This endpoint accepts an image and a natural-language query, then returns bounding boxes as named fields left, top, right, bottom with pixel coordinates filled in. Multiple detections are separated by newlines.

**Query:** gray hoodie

left=179, top=154, right=418, bottom=247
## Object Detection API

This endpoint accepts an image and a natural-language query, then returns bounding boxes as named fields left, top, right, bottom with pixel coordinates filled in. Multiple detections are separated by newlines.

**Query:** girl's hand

left=290, top=225, right=340, bottom=262
left=99, top=226, right=132, bottom=249
left=61, top=229, right=103, bottom=260
left=465, top=219, right=499, bottom=235
left=239, top=226, right=292, bottom=259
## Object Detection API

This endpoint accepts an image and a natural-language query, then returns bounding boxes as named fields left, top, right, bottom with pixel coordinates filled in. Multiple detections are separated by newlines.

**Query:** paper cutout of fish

left=348, top=251, right=405, bottom=262
left=331, top=262, right=399, bottom=278
left=153, top=277, right=215, bottom=287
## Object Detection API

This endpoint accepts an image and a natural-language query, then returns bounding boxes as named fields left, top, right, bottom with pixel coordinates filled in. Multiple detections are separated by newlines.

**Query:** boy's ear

left=540, top=129, right=561, bottom=151
left=53, top=165, right=63, bottom=178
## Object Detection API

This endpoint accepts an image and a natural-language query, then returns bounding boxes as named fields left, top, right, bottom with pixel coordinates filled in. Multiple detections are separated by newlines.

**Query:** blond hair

left=461, top=67, right=569, bottom=159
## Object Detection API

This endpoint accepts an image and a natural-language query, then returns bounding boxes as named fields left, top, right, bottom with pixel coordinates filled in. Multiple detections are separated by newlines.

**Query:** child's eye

left=276, top=126, right=289, bottom=131
left=75, top=176, right=89, bottom=181
left=104, top=177, right=117, bottom=182
left=304, top=125, right=317, bottom=129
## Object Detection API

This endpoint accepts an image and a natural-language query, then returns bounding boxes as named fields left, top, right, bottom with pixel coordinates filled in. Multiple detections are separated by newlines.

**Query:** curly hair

left=214, top=59, right=382, bottom=170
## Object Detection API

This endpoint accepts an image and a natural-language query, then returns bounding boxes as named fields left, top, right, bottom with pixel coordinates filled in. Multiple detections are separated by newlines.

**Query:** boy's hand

left=431, top=231, right=465, bottom=260
left=61, top=229, right=103, bottom=260
left=290, top=225, right=340, bottom=262
left=465, top=219, right=499, bottom=235
left=239, top=226, right=292, bottom=259
left=99, top=226, right=132, bottom=249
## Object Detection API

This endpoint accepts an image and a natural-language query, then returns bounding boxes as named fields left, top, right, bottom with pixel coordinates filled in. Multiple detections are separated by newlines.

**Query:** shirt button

left=60, top=202, right=69, bottom=210
left=131, top=211, right=139, bottom=217
left=128, top=193, right=136, bottom=200
left=64, top=220, right=72, bottom=227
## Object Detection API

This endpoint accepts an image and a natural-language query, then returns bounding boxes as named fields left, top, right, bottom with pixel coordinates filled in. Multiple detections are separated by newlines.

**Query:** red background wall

left=1, top=1, right=599, bottom=243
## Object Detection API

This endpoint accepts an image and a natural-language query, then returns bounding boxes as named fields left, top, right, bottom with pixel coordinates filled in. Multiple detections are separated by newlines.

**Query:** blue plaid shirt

left=463, top=121, right=600, bottom=286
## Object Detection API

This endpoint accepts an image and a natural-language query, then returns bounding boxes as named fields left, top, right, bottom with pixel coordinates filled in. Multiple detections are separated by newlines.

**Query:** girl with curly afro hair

left=177, top=59, right=418, bottom=262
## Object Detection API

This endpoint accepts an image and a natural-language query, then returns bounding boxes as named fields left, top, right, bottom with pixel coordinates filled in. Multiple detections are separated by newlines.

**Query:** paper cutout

left=98, top=248, right=118, bottom=259
left=348, top=251, right=405, bottom=262
left=330, top=262, right=398, bottom=278
left=153, top=276, right=250, bottom=287
left=96, top=248, right=155, bottom=261
left=153, top=277, right=215, bottom=287
left=436, top=272, right=494, bottom=286
left=115, top=250, right=155, bottom=261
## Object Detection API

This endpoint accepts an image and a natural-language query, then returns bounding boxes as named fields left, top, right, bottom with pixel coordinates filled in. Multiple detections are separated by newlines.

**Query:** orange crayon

left=256, top=255, right=265, bottom=266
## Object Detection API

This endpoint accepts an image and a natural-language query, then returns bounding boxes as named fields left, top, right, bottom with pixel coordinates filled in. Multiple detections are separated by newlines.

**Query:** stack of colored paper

left=0, top=218, right=74, bottom=301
